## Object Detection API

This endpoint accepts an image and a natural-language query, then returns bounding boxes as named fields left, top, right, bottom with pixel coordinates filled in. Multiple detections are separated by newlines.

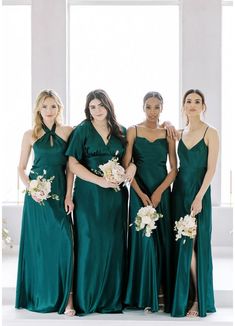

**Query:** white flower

left=174, top=213, right=197, bottom=243
left=134, top=205, right=163, bottom=237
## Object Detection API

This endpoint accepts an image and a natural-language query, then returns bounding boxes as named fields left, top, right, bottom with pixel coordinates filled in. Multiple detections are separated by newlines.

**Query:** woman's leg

left=187, top=240, right=198, bottom=317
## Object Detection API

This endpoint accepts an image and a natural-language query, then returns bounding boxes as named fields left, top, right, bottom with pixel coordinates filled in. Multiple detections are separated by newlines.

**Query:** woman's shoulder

left=23, top=129, right=34, bottom=141
left=204, top=124, right=219, bottom=141
left=22, top=129, right=34, bottom=146
left=205, top=124, right=218, bottom=134
left=69, top=120, right=91, bottom=140
left=126, top=125, right=138, bottom=137
left=59, top=125, right=73, bottom=136
left=73, top=119, right=90, bottom=132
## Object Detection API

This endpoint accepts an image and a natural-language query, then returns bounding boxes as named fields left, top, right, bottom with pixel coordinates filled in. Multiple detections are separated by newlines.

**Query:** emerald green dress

left=124, top=127, right=172, bottom=312
left=15, top=123, right=73, bottom=314
left=171, top=128, right=216, bottom=317
left=66, top=120, right=128, bottom=315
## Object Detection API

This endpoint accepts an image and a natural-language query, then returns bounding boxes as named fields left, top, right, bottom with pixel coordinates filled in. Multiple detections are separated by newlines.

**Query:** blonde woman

left=16, top=90, right=75, bottom=316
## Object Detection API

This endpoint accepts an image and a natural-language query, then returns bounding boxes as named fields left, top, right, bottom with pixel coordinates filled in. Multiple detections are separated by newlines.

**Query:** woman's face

left=89, top=98, right=108, bottom=122
left=144, top=97, right=162, bottom=122
left=184, top=93, right=204, bottom=118
left=39, top=97, right=59, bottom=122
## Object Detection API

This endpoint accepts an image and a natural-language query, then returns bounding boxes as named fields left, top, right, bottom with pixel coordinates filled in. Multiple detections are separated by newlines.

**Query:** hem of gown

left=15, top=305, right=60, bottom=314
left=77, top=309, right=123, bottom=316
left=124, top=303, right=159, bottom=313
left=171, top=308, right=216, bottom=318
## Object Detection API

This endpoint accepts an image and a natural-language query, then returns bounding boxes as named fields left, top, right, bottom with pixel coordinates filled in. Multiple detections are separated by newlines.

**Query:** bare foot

left=64, top=292, right=76, bottom=317
left=186, top=301, right=198, bottom=317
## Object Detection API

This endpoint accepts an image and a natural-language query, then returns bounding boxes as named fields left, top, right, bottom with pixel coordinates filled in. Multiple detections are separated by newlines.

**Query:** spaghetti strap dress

left=171, top=126, right=216, bottom=317
left=124, top=126, right=172, bottom=312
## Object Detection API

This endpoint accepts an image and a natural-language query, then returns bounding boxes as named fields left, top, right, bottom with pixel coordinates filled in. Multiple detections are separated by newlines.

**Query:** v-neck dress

left=124, top=130, right=172, bottom=313
left=171, top=129, right=216, bottom=317
left=15, top=123, right=73, bottom=313
left=66, top=120, right=128, bottom=315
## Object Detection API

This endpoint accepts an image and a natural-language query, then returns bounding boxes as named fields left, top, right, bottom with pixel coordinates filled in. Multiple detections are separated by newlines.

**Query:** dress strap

left=42, top=122, right=56, bottom=133
left=135, top=125, right=138, bottom=138
left=180, top=129, right=184, bottom=139
left=203, top=126, right=209, bottom=138
left=42, top=122, right=56, bottom=146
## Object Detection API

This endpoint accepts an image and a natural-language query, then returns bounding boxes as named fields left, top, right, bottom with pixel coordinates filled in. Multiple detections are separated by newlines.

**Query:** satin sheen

left=66, top=120, right=128, bottom=315
left=15, top=123, right=73, bottom=313
left=171, top=138, right=216, bottom=317
left=124, top=135, right=172, bottom=312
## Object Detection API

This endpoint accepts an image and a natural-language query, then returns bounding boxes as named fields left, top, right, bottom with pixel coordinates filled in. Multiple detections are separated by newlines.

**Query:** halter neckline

left=42, top=122, right=56, bottom=134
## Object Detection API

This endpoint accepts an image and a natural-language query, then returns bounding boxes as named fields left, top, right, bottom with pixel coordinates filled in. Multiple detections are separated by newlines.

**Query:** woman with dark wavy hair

left=66, top=89, right=136, bottom=315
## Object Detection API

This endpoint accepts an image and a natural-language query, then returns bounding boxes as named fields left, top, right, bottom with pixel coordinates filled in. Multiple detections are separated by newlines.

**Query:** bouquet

left=133, top=205, right=163, bottom=237
left=94, top=151, right=126, bottom=191
left=174, top=213, right=197, bottom=244
left=25, top=170, right=59, bottom=205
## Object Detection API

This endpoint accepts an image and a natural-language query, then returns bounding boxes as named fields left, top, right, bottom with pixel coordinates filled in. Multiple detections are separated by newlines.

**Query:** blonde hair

left=32, top=89, right=63, bottom=139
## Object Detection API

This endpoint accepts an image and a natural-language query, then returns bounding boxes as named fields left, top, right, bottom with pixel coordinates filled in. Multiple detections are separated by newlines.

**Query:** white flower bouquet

left=174, top=213, right=197, bottom=244
left=94, top=151, right=126, bottom=191
left=26, top=170, right=59, bottom=205
left=133, top=205, right=163, bottom=237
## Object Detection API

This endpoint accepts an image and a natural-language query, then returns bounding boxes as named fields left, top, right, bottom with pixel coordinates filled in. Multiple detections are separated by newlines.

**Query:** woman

left=16, top=89, right=75, bottom=316
left=66, top=89, right=136, bottom=315
left=123, top=92, right=177, bottom=313
left=171, top=89, right=219, bottom=317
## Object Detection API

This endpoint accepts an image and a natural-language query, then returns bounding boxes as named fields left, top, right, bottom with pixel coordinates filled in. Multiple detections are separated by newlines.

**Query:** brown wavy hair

left=84, top=89, right=126, bottom=145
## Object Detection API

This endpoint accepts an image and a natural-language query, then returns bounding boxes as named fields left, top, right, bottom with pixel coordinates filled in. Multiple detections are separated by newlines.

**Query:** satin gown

left=124, top=128, right=172, bottom=312
left=15, top=123, right=73, bottom=313
left=66, top=120, right=128, bottom=315
left=171, top=129, right=216, bottom=317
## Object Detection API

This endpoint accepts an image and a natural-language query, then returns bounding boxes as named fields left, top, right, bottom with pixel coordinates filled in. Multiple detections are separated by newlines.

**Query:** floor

left=2, top=246, right=233, bottom=326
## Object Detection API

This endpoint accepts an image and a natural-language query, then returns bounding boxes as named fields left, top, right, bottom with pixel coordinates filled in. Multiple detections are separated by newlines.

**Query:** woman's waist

left=30, top=165, right=66, bottom=177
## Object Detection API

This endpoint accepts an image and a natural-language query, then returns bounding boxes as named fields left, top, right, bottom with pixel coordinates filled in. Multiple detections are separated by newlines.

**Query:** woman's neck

left=144, top=120, right=159, bottom=129
left=187, top=118, right=204, bottom=131
left=92, top=119, right=108, bottom=129
left=42, top=120, right=55, bottom=130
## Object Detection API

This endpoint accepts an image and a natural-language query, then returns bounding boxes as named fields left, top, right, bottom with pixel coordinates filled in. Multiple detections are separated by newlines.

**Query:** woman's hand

left=163, top=121, right=178, bottom=139
left=98, top=177, right=120, bottom=190
left=64, top=197, right=74, bottom=215
left=151, top=189, right=162, bottom=208
left=139, top=193, right=153, bottom=207
left=191, top=196, right=202, bottom=216
left=125, top=163, right=136, bottom=184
